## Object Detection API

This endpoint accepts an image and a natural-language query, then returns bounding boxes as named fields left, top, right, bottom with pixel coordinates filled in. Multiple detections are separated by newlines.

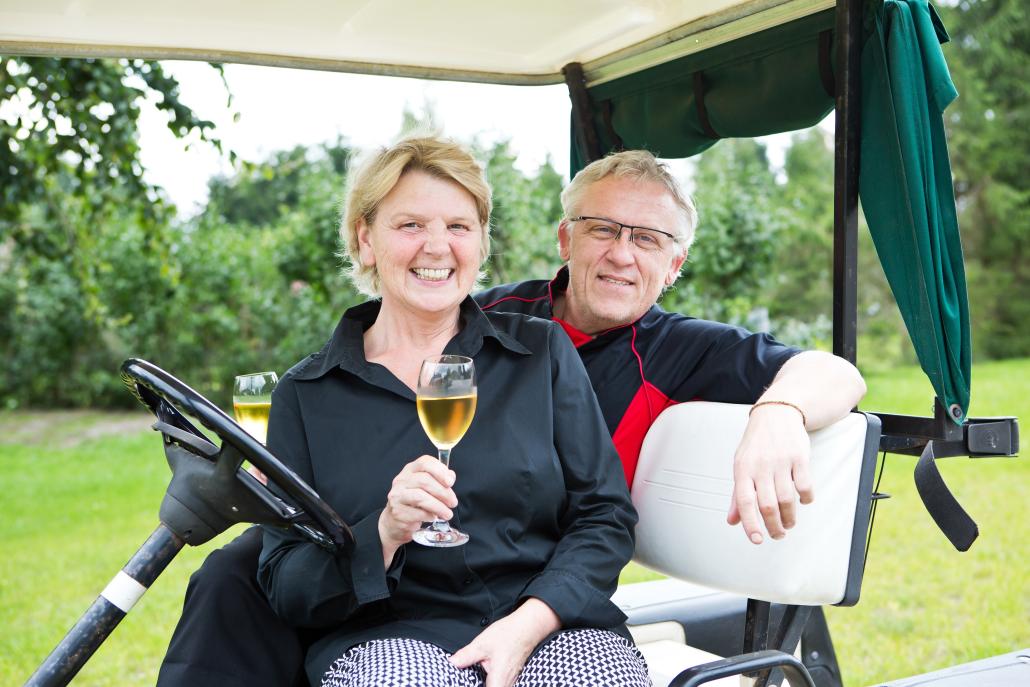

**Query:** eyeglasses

left=567, top=216, right=678, bottom=253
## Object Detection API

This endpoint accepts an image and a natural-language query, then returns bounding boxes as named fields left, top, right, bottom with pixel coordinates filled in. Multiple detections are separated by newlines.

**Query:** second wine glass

left=412, top=355, right=477, bottom=547
left=233, top=371, right=278, bottom=443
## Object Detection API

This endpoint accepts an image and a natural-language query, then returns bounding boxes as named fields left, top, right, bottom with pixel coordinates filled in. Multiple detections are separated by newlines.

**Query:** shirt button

left=480, top=617, right=490, bottom=627
left=463, top=577, right=473, bottom=586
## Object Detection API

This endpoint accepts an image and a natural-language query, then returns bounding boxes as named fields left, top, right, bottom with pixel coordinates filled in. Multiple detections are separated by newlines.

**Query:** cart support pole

left=25, top=524, right=184, bottom=687
left=832, top=0, right=862, bottom=364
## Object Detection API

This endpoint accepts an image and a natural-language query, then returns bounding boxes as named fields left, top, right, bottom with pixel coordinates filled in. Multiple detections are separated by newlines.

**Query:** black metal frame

left=829, top=0, right=1020, bottom=461
left=833, top=0, right=862, bottom=366
left=670, top=649, right=817, bottom=687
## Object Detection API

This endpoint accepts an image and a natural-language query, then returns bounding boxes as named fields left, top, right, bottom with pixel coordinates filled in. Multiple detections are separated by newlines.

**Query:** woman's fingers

left=380, top=455, right=460, bottom=546
left=399, top=469, right=458, bottom=508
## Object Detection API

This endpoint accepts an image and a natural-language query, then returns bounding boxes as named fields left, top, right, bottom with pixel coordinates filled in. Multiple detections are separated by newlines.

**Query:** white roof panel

left=0, top=0, right=833, bottom=85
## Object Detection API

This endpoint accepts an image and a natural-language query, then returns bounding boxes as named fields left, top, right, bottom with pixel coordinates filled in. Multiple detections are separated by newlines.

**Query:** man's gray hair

left=560, top=150, right=697, bottom=254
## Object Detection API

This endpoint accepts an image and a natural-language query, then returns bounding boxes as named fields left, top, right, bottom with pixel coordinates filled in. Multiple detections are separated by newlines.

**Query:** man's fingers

left=755, top=477, right=785, bottom=540
left=793, top=459, right=814, bottom=505
left=733, top=482, right=764, bottom=544
left=726, top=498, right=741, bottom=526
left=775, top=471, right=797, bottom=530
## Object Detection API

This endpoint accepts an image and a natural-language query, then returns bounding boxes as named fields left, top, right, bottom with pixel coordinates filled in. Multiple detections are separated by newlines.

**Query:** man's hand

left=450, top=598, right=560, bottom=687
left=378, top=455, right=457, bottom=566
left=727, top=403, right=812, bottom=544
left=727, top=351, right=866, bottom=543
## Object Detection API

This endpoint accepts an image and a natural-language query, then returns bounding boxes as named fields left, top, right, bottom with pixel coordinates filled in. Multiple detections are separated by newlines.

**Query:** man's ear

left=665, top=250, right=687, bottom=286
left=357, top=219, right=376, bottom=268
left=557, top=220, right=572, bottom=262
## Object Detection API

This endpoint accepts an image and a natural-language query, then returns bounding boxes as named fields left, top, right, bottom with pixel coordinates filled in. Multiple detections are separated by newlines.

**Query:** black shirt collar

left=294, top=296, right=530, bottom=382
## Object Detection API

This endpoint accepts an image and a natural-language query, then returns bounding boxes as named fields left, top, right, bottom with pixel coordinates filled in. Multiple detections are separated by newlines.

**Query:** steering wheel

left=120, top=358, right=354, bottom=551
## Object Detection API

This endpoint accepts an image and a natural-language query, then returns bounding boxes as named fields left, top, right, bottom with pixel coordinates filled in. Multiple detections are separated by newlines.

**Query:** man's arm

left=727, top=350, right=867, bottom=544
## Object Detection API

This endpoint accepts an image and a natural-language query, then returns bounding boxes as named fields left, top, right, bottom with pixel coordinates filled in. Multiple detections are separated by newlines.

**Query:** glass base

left=412, top=524, right=469, bottom=548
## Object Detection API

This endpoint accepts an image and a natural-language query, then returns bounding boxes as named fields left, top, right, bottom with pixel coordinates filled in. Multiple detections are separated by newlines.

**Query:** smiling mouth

left=412, top=268, right=454, bottom=282
left=599, top=275, right=633, bottom=287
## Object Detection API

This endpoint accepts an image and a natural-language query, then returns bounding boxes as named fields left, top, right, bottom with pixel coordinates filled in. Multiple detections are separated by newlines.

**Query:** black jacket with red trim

left=475, top=267, right=801, bottom=486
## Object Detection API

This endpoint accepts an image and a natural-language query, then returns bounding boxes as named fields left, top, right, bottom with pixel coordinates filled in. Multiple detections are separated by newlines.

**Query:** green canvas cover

left=574, top=9, right=837, bottom=173
left=859, top=0, right=971, bottom=421
left=575, top=0, right=971, bottom=421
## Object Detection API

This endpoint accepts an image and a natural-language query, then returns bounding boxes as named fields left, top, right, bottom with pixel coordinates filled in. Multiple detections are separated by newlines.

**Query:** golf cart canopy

left=1, top=0, right=835, bottom=85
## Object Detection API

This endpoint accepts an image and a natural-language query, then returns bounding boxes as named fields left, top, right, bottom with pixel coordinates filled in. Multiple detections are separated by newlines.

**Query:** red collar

left=553, top=317, right=594, bottom=348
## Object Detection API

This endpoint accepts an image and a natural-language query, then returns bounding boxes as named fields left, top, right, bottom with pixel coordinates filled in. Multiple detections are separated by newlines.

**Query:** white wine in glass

left=413, top=355, right=476, bottom=547
left=234, top=371, right=278, bottom=484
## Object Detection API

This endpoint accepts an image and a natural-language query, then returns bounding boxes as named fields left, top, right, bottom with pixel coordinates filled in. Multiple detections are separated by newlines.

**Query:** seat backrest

left=631, top=402, right=881, bottom=607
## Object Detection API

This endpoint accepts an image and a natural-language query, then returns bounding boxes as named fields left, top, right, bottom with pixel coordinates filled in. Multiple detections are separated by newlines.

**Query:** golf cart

left=2, top=0, right=1023, bottom=685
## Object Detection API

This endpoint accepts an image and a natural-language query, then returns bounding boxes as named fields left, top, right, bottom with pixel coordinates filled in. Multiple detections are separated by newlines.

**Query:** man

left=157, top=150, right=864, bottom=687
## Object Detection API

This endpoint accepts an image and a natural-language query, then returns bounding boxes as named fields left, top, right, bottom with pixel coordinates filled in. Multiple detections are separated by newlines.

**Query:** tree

left=663, top=138, right=781, bottom=327
left=938, top=0, right=1030, bottom=359
left=771, top=129, right=912, bottom=365
left=1, top=57, right=220, bottom=226
left=0, top=57, right=221, bottom=408
left=479, top=140, right=564, bottom=285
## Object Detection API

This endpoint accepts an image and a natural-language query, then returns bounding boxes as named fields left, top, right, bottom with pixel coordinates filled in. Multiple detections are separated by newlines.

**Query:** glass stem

left=432, top=448, right=452, bottom=532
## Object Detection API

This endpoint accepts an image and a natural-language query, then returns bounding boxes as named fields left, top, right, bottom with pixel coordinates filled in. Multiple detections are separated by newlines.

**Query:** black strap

left=601, top=99, right=625, bottom=152
left=818, top=30, right=836, bottom=98
left=692, top=71, right=719, bottom=139
left=562, top=62, right=604, bottom=164
left=914, top=440, right=978, bottom=551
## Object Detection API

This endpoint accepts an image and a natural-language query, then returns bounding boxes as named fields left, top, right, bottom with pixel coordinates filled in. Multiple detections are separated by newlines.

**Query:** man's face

left=558, top=176, right=687, bottom=334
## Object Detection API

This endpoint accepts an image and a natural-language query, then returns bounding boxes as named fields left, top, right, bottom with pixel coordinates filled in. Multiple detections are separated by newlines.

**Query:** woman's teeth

left=413, top=268, right=452, bottom=281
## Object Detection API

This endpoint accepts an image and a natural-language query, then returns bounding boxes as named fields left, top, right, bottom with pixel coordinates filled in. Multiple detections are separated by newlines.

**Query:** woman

left=258, top=137, right=649, bottom=687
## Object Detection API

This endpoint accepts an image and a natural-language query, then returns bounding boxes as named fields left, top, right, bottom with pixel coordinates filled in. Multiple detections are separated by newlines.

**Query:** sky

left=137, top=62, right=574, bottom=216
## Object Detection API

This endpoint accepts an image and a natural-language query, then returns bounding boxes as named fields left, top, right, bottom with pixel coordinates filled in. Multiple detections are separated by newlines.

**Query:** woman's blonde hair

left=561, top=150, right=698, bottom=254
left=341, top=136, right=492, bottom=297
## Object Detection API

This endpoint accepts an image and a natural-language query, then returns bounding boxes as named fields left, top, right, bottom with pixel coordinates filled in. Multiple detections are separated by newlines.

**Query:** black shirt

left=476, top=267, right=801, bottom=485
left=257, top=297, right=636, bottom=680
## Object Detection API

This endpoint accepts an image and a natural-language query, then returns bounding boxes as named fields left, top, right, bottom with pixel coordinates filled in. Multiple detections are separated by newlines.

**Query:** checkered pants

left=321, top=628, right=652, bottom=687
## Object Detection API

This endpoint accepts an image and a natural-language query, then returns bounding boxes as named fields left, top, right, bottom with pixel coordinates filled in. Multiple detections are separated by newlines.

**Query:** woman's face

left=357, top=170, right=484, bottom=319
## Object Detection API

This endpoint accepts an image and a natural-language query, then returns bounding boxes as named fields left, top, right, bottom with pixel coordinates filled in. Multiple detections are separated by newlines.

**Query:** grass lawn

left=2, top=362, right=1028, bottom=685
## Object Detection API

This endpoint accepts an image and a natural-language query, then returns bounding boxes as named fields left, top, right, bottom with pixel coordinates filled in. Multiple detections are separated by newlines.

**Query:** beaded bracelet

left=748, top=400, right=807, bottom=428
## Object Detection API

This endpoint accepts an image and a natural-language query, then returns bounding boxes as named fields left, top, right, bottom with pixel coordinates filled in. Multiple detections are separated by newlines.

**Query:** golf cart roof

left=0, top=0, right=831, bottom=87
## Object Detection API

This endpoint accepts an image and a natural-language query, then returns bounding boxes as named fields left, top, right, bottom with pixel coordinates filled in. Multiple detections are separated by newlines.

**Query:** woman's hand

left=449, top=598, right=560, bottom=687
left=378, top=455, right=457, bottom=566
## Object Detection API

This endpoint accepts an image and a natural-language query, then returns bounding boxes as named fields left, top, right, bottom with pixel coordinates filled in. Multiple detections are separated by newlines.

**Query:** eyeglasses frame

left=566, top=215, right=679, bottom=252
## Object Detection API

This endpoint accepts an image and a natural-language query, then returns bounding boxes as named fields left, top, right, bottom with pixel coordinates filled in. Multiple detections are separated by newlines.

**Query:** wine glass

left=412, top=355, right=477, bottom=547
left=233, top=371, right=278, bottom=484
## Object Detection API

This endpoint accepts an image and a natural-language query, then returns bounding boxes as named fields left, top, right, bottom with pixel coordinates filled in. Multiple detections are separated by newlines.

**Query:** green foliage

left=0, top=82, right=566, bottom=409
left=939, top=0, right=1030, bottom=358
left=662, top=139, right=781, bottom=327
left=0, top=57, right=219, bottom=227
left=479, top=140, right=564, bottom=285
